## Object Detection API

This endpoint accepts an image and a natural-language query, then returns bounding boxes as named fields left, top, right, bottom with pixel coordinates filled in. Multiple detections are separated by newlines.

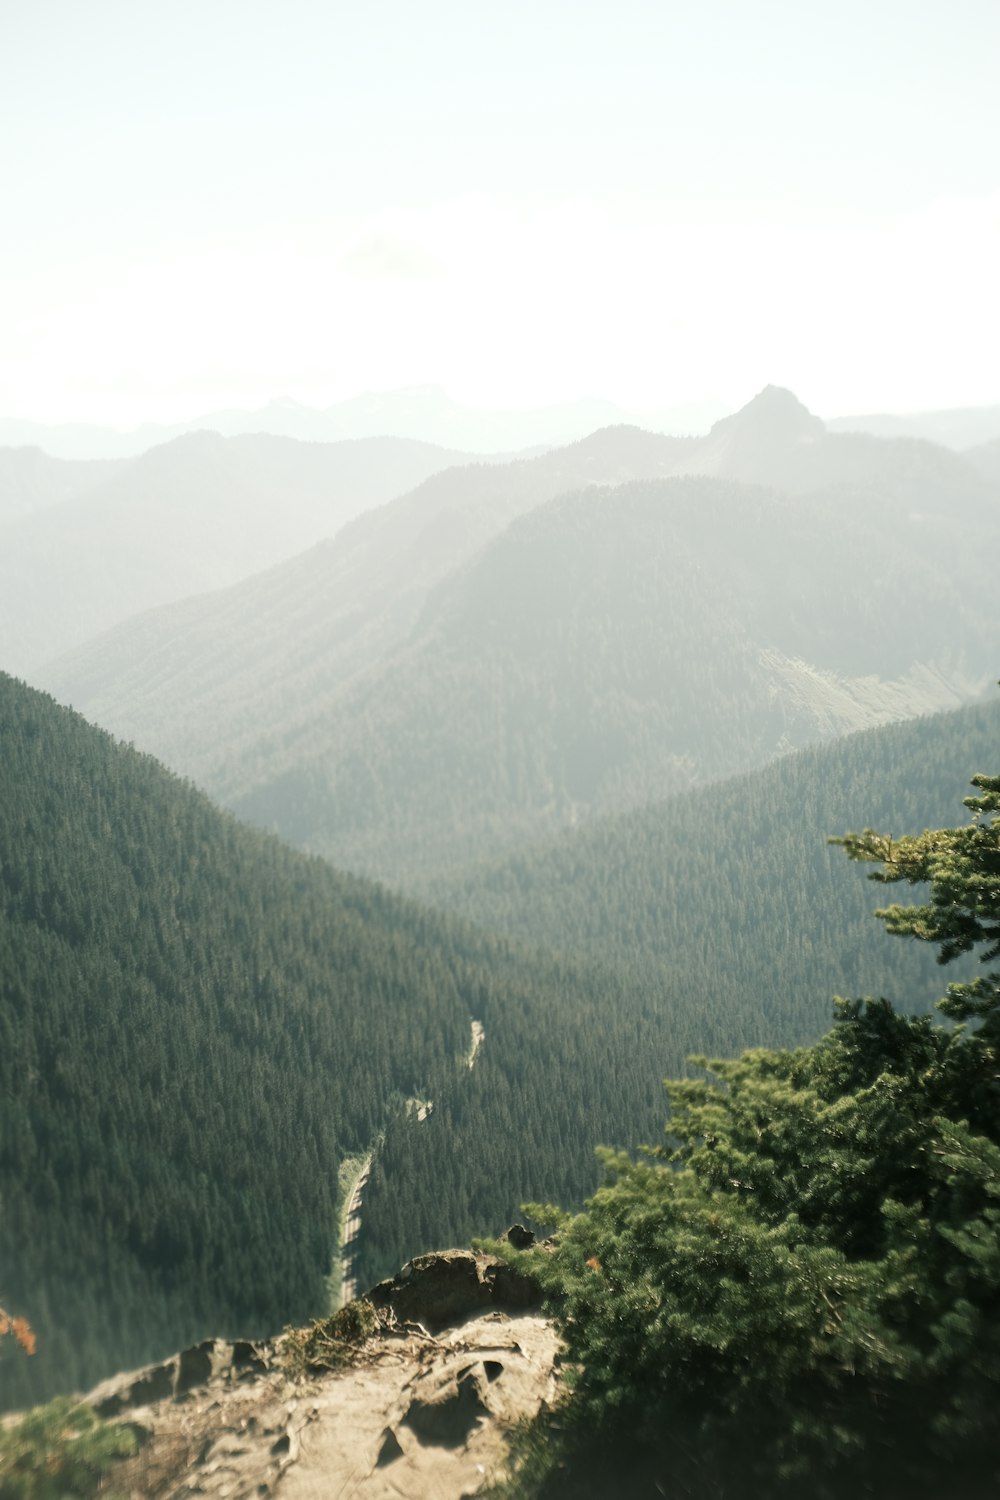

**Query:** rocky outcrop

left=368, top=1243, right=543, bottom=1330
left=83, top=1337, right=302, bottom=1498
left=59, top=1240, right=557, bottom=1499
left=281, top=1312, right=560, bottom=1499
left=88, top=1338, right=270, bottom=1419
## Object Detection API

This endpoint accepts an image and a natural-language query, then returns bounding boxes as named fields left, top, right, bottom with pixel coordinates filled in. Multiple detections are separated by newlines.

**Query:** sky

left=2, top=0, right=999, bottom=428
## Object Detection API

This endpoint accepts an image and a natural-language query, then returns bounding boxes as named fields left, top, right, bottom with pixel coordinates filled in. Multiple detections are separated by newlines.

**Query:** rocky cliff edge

left=74, top=1243, right=557, bottom=1499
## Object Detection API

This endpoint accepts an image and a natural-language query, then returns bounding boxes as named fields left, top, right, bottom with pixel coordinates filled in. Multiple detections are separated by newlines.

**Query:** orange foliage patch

left=0, top=1307, right=37, bottom=1356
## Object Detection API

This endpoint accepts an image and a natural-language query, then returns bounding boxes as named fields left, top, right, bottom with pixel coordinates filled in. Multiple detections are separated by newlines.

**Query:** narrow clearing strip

left=337, top=1019, right=484, bottom=1307
left=334, top=1154, right=373, bottom=1310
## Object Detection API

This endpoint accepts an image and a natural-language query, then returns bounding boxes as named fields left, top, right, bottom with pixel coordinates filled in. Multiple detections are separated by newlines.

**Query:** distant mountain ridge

left=37, top=425, right=701, bottom=797
left=5, top=384, right=997, bottom=460
left=828, top=400, right=1000, bottom=449
left=673, top=384, right=989, bottom=494
left=37, top=389, right=1000, bottom=886
left=225, top=467, right=994, bottom=881
left=0, top=387, right=705, bottom=461
left=0, top=430, right=486, bottom=676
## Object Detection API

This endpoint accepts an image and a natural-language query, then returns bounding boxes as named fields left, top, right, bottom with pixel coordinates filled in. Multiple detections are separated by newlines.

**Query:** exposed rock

left=50, top=1280, right=560, bottom=1498
left=89, top=1338, right=271, bottom=1419
left=368, top=1247, right=543, bottom=1330
left=499, top=1223, right=536, bottom=1250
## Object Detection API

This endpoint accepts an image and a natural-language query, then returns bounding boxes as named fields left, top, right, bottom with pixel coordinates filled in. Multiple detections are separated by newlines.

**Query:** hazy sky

left=3, top=0, right=998, bottom=426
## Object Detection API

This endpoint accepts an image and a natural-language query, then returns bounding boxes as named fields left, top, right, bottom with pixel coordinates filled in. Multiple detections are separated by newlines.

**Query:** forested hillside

left=434, top=694, right=1000, bottom=998
left=1, top=672, right=726, bottom=1413
left=0, top=674, right=528, bottom=1407
left=354, top=700, right=997, bottom=1286
left=10, top=670, right=982, bottom=1416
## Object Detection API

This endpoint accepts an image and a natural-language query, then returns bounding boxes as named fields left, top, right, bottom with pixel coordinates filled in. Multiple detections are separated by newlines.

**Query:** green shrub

left=0, top=1396, right=135, bottom=1499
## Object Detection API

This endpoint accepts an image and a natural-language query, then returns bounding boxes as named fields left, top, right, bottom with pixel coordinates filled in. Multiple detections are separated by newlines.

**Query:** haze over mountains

left=829, top=401, right=1000, bottom=450
left=7, top=386, right=1000, bottom=464
left=36, top=386, right=1000, bottom=885
left=0, top=448, right=124, bottom=526
left=0, top=431, right=490, bottom=676
left=0, top=388, right=725, bottom=462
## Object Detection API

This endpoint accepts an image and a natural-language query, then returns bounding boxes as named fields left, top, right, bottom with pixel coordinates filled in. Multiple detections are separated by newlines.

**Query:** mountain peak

left=713, top=386, right=826, bottom=442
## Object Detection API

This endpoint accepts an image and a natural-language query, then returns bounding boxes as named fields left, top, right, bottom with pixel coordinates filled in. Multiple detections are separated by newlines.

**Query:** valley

left=2, top=384, right=999, bottom=1496
left=5, top=3, right=999, bottom=1487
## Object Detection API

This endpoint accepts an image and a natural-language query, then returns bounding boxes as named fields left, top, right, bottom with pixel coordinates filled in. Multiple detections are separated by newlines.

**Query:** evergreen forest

left=0, top=674, right=558, bottom=1406
left=4, top=672, right=1000, bottom=1422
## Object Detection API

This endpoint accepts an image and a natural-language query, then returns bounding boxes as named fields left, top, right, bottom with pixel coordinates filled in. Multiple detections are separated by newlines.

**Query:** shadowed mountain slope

left=965, top=435, right=1000, bottom=484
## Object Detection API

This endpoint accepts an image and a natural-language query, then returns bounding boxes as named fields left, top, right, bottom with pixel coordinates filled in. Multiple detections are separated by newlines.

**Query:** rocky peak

left=710, top=385, right=826, bottom=445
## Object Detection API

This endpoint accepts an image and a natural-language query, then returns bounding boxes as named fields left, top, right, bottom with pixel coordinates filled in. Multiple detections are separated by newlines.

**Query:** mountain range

left=0, top=388, right=724, bottom=462
left=6, top=385, right=999, bottom=463
left=0, top=430, right=489, bottom=676
left=36, top=387, right=1000, bottom=885
left=3, top=374, right=999, bottom=1484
